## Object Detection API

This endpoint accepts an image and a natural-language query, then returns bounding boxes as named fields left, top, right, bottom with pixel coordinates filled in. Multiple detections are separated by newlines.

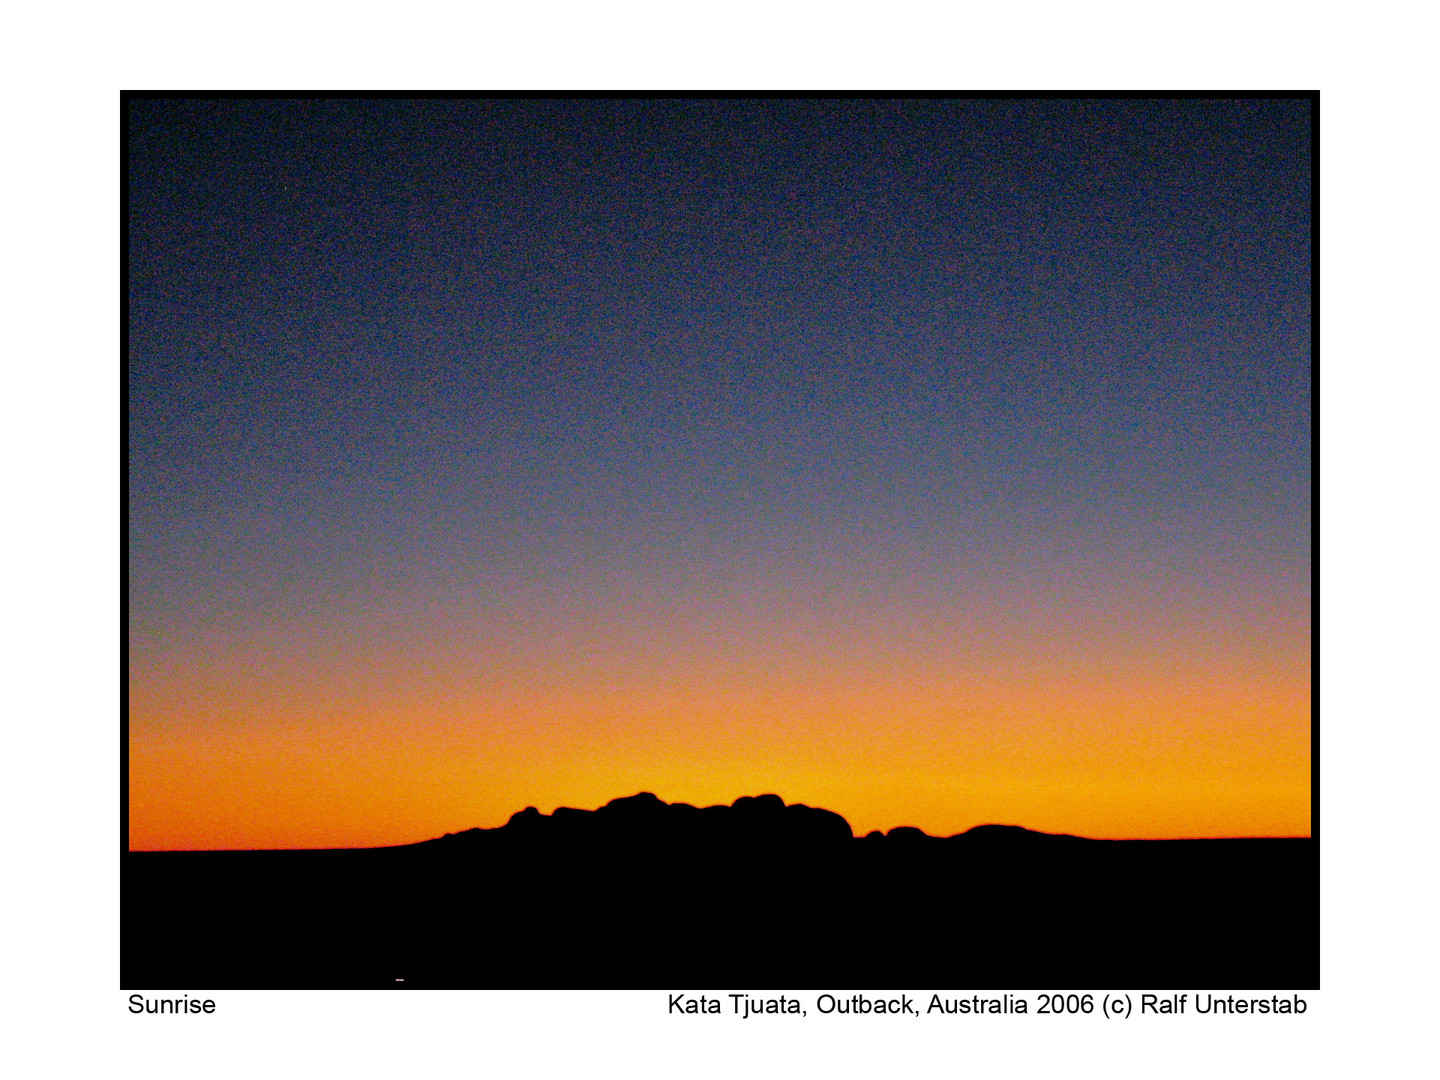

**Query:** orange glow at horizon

left=129, top=555, right=1310, bottom=849
left=129, top=650, right=1311, bottom=849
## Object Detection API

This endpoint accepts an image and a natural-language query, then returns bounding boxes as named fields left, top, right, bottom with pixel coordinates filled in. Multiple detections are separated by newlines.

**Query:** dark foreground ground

left=125, top=793, right=1317, bottom=989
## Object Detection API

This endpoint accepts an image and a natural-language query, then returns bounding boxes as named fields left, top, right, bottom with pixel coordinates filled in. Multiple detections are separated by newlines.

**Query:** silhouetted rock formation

left=433, top=792, right=853, bottom=853
left=124, top=793, right=1317, bottom=990
left=950, top=822, right=1087, bottom=844
left=885, top=825, right=931, bottom=842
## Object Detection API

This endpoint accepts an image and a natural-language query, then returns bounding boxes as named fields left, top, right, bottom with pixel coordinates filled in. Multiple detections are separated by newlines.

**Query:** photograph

left=126, top=95, right=1314, bottom=992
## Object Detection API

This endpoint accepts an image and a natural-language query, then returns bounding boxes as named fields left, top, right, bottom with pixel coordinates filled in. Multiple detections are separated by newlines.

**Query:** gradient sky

left=128, top=97, right=1311, bottom=849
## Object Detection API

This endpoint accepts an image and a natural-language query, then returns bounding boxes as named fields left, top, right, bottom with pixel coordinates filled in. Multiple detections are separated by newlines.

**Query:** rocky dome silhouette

left=431, top=791, right=854, bottom=849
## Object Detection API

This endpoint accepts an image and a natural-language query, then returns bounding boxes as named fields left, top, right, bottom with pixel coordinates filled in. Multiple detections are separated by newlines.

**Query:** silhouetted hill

left=950, top=822, right=1088, bottom=843
left=124, top=792, right=1316, bottom=989
left=422, top=791, right=854, bottom=852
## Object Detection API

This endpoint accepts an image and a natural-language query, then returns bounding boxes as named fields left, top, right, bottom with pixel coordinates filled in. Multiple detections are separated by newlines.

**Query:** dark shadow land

left=124, top=792, right=1317, bottom=989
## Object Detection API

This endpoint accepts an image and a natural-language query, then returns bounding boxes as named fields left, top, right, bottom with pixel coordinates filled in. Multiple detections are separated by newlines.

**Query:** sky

left=128, top=97, right=1311, bottom=849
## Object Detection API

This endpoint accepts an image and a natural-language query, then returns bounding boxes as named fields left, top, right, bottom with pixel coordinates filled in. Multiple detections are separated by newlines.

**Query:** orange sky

left=128, top=570, right=1310, bottom=849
